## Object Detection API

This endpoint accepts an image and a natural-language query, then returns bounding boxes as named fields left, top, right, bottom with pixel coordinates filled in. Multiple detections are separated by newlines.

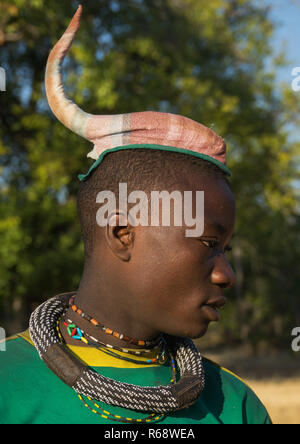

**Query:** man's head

left=77, top=149, right=235, bottom=339
left=46, top=6, right=235, bottom=340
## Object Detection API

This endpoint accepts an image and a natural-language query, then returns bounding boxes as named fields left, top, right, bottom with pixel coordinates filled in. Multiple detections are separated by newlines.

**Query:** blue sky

left=266, top=0, right=300, bottom=194
left=266, top=0, right=300, bottom=85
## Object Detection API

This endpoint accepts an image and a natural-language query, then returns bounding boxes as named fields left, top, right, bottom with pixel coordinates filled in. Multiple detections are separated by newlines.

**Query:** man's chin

left=164, top=321, right=209, bottom=339
left=187, top=323, right=209, bottom=340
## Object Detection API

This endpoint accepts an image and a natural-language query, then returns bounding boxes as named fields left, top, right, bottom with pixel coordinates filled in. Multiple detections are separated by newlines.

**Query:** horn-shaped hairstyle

left=45, top=5, right=231, bottom=181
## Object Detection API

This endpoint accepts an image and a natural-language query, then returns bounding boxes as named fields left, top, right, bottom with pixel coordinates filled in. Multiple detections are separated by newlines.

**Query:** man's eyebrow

left=206, top=221, right=227, bottom=235
left=205, top=220, right=236, bottom=238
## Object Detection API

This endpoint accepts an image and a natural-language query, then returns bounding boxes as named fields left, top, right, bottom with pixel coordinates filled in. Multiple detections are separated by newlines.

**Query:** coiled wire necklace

left=29, top=293, right=205, bottom=424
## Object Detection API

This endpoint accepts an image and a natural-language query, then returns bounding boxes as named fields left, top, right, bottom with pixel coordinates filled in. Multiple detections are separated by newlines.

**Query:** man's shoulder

left=0, top=328, right=61, bottom=393
left=7, top=329, right=33, bottom=345
left=202, top=355, right=253, bottom=389
left=201, top=356, right=272, bottom=424
left=0, top=329, right=41, bottom=376
left=0, top=330, right=77, bottom=424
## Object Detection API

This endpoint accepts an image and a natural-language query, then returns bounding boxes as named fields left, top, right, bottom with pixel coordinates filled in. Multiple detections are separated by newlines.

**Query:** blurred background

left=0, top=0, right=299, bottom=424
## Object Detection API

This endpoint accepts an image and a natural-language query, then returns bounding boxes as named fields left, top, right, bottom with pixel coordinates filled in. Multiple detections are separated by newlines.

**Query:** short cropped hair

left=77, top=149, right=231, bottom=259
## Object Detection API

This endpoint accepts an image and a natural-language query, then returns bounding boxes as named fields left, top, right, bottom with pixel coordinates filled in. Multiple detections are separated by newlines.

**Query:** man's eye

left=200, top=239, right=233, bottom=253
left=201, top=239, right=218, bottom=249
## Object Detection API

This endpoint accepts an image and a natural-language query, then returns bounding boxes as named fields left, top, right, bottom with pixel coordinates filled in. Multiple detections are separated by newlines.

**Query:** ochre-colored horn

left=45, top=5, right=91, bottom=138
left=45, top=5, right=230, bottom=179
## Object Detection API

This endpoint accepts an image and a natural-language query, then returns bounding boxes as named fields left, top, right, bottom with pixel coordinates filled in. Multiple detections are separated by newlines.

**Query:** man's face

left=121, top=172, right=236, bottom=339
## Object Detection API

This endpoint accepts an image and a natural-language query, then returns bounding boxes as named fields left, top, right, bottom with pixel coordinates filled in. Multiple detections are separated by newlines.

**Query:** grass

left=202, top=346, right=300, bottom=424
left=244, top=377, right=300, bottom=424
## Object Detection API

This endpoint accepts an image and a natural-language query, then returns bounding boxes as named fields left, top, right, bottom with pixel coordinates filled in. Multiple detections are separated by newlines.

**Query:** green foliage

left=0, top=0, right=299, bottom=345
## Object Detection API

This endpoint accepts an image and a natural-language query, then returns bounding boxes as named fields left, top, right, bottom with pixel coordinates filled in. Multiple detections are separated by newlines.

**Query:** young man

left=0, top=6, right=271, bottom=424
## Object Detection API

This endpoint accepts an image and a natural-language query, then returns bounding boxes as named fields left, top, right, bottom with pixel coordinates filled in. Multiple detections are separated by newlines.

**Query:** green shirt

left=0, top=330, right=272, bottom=424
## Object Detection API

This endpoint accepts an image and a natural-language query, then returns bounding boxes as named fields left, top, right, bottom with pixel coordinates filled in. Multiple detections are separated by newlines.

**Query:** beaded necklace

left=29, top=294, right=205, bottom=422
left=61, top=318, right=168, bottom=365
left=69, top=295, right=162, bottom=348
left=55, top=316, right=175, bottom=423
left=77, top=394, right=165, bottom=424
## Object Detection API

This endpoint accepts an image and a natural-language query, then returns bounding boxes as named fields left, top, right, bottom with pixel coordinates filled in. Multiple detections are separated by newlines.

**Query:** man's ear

left=105, top=211, right=135, bottom=261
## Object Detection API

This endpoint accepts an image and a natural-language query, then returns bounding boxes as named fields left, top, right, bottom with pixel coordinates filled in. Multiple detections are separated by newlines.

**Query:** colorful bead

left=67, top=324, right=76, bottom=336
left=122, top=336, right=131, bottom=342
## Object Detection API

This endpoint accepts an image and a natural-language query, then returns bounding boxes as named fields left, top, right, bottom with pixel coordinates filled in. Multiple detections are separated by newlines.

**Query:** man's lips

left=200, top=296, right=227, bottom=322
left=203, top=296, right=227, bottom=310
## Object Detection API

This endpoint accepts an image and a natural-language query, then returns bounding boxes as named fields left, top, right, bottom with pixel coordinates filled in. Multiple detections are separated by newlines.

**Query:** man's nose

left=210, top=254, right=236, bottom=289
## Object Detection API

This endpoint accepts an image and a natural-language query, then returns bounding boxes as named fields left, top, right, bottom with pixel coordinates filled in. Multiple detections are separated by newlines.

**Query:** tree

left=0, top=0, right=299, bottom=346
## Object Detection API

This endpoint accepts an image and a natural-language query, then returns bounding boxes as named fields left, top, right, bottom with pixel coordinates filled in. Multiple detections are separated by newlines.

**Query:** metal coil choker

left=29, top=293, right=205, bottom=414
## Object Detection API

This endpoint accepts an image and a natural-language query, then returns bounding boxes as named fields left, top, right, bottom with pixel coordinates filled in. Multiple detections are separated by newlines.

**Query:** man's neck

left=58, top=279, right=160, bottom=350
